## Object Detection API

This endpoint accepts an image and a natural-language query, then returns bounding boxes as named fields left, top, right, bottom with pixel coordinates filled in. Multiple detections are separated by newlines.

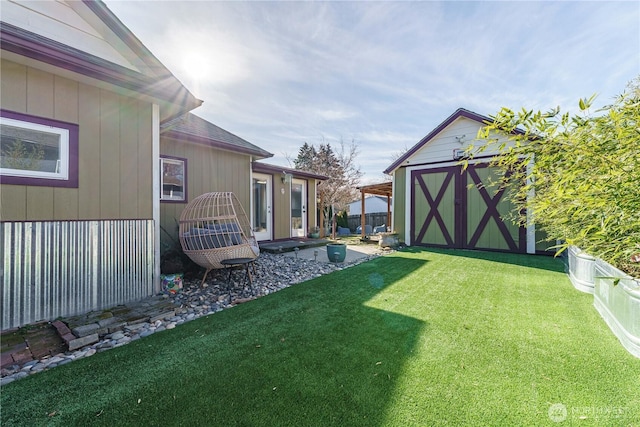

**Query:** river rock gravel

left=0, top=251, right=384, bottom=385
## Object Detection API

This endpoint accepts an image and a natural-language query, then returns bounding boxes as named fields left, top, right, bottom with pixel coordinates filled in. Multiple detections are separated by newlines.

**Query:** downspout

left=152, top=104, right=161, bottom=292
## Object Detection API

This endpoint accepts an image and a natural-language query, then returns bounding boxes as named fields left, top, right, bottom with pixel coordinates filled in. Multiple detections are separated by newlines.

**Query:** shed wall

left=393, top=168, right=406, bottom=241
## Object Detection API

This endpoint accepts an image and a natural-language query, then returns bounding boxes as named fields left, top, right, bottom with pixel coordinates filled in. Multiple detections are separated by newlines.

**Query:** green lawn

left=2, top=248, right=639, bottom=426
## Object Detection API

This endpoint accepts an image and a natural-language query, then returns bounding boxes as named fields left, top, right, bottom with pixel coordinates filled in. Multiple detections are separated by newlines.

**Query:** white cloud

left=105, top=0, right=639, bottom=181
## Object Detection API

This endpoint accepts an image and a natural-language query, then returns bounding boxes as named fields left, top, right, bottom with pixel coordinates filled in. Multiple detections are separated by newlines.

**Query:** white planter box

left=593, top=258, right=640, bottom=359
left=567, top=246, right=596, bottom=294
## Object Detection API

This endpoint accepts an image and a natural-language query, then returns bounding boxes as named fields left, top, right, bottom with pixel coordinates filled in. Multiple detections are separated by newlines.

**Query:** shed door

left=411, top=164, right=526, bottom=253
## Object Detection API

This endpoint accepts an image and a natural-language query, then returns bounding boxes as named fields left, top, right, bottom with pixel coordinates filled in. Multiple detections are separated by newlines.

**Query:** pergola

left=356, top=181, right=393, bottom=239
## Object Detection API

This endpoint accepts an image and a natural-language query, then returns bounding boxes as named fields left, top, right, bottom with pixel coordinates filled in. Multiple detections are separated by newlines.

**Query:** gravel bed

left=1, top=251, right=383, bottom=385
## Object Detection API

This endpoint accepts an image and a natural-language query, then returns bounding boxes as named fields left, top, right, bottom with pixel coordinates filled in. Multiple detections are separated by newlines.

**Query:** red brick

left=11, top=348, right=33, bottom=365
left=52, top=320, right=71, bottom=336
left=1, top=352, right=14, bottom=368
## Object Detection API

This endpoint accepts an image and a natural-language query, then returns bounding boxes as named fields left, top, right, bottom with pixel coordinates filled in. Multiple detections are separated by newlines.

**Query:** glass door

left=291, top=179, right=306, bottom=237
left=253, top=173, right=272, bottom=241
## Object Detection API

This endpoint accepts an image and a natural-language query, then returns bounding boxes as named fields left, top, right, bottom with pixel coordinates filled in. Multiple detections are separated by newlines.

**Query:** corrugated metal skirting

left=1, top=220, right=154, bottom=330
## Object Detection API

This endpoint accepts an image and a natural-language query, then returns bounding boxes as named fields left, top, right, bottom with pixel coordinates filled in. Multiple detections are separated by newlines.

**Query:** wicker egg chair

left=179, top=192, right=259, bottom=285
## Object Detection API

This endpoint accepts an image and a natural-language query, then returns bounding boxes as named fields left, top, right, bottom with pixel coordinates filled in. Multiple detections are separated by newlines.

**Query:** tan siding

left=27, top=67, right=54, bottom=117
left=159, top=138, right=252, bottom=245
left=0, top=60, right=27, bottom=111
left=1, top=185, right=27, bottom=219
left=137, top=103, right=152, bottom=217
left=119, top=98, right=139, bottom=217
left=25, top=187, right=54, bottom=220
left=273, top=179, right=289, bottom=239
left=1, top=60, right=154, bottom=222
left=24, top=68, right=55, bottom=218
left=53, top=75, right=79, bottom=219
left=99, top=90, right=120, bottom=219
left=77, top=83, right=101, bottom=219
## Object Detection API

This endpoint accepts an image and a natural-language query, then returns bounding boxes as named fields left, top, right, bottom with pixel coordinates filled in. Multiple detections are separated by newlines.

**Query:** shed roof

left=161, top=113, right=273, bottom=159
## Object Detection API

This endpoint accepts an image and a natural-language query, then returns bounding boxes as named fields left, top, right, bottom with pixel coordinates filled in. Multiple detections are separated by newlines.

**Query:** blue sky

left=105, top=0, right=639, bottom=183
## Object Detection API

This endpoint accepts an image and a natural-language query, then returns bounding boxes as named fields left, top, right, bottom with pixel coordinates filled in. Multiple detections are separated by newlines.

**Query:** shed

left=385, top=108, right=547, bottom=254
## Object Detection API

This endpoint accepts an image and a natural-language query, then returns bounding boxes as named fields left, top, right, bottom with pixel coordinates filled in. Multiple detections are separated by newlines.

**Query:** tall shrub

left=469, top=79, right=640, bottom=277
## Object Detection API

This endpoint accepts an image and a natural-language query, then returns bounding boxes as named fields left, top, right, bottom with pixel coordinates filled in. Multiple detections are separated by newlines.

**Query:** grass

left=2, top=248, right=639, bottom=426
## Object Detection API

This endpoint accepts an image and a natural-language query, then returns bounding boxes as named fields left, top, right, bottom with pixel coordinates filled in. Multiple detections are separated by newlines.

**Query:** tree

left=468, top=78, right=640, bottom=277
left=293, top=139, right=362, bottom=238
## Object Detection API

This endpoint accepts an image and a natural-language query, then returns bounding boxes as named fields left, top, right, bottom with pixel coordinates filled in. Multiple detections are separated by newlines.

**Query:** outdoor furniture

left=373, top=224, right=386, bottom=234
left=221, top=258, right=256, bottom=285
left=356, top=224, right=373, bottom=235
left=179, top=192, right=259, bottom=285
left=337, top=226, right=351, bottom=236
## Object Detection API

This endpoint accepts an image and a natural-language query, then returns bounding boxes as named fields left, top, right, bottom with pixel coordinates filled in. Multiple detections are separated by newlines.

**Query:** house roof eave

left=252, top=162, right=329, bottom=181
left=0, top=11, right=202, bottom=117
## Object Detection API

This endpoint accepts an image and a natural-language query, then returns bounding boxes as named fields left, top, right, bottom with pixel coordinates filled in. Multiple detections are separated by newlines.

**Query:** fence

left=346, top=213, right=389, bottom=233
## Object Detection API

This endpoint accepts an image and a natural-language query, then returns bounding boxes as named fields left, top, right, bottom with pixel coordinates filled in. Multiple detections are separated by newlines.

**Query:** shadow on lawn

left=0, top=255, right=428, bottom=427
left=403, top=246, right=565, bottom=274
left=190, top=255, right=430, bottom=426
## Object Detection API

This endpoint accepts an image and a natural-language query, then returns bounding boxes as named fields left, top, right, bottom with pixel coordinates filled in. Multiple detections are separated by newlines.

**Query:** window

left=160, top=156, right=187, bottom=202
left=0, top=110, right=78, bottom=187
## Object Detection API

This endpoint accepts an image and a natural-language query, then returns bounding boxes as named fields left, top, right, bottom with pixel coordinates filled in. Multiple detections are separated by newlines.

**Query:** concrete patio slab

left=281, top=243, right=385, bottom=264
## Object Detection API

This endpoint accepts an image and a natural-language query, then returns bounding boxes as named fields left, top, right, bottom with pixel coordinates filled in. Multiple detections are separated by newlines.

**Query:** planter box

left=567, top=246, right=596, bottom=294
left=593, top=259, right=640, bottom=359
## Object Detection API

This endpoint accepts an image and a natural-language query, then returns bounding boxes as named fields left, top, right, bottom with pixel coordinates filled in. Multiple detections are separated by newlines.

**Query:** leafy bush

left=470, top=79, right=640, bottom=277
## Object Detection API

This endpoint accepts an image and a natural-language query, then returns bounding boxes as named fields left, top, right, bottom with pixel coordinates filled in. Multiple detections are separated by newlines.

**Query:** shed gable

left=384, top=108, right=518, bottom=173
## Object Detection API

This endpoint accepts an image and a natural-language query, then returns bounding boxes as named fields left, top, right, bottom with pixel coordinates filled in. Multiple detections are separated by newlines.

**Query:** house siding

left=307, top=179, right=317, bottom=230
left=1, top=59, right=153, bottom=222
left=159, top=137, right=252, bottom=248
left=272, top=178, right=290, bottom=240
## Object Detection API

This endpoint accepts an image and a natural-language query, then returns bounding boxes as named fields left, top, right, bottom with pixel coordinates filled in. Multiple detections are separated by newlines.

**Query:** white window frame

left=0, top=116, right=70, bottom=181
left=160, top=156, right=187, bottom=202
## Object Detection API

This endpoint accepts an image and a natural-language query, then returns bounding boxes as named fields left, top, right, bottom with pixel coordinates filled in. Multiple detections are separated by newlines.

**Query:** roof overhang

left=0, top=8, right=202, bottom=122
left=252, top=162, right=328, bottom=181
